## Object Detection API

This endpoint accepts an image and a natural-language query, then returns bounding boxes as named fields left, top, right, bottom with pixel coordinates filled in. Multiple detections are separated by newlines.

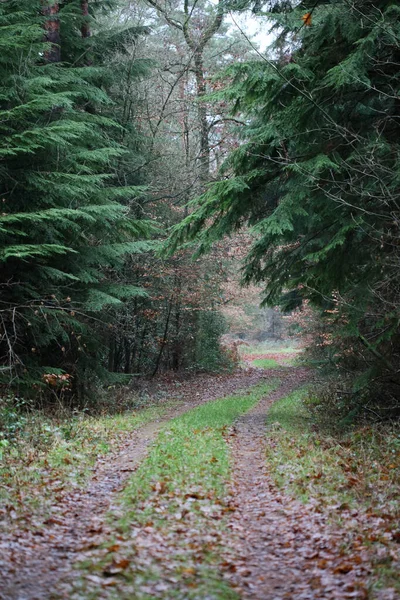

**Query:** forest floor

left=1, top=348, right=399, bottom=600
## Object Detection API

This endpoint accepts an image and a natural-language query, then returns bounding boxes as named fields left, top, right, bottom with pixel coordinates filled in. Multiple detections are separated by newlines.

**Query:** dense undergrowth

left=71, top=381, right=278, bottom=599
left=266, top=388, right=400, bottom=595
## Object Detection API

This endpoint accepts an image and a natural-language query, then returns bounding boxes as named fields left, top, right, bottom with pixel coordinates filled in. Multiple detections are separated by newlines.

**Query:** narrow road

left=224, top=369, right=370, bottom=600
left=0, top=369, right=266, bottom=600
left=1, top=364, right=382, bottom=600
left=1, top=420, right=163, bottom=600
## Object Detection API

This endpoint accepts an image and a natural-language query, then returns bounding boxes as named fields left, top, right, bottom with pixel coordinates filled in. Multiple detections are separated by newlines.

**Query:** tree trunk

left=194, top=51, right=210, bottom=187
left=152, top=302, right=172, bottom=377
left=172, top=301, right=181, bottom=370
left=114, top=342, right=123, bottom=371
left=108, top=337, right=116, bottom=371
left=136, top=323, right=148, bottom=372
left=81, top=1, right=91, bottom=38
left=124, top=337, right=131, bottom=373
left=42, top=2, right=61, bottom=63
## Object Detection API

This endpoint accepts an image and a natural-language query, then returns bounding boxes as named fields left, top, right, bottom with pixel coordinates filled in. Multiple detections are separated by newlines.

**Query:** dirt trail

left=2, top=363, right=381, bottom=600
left=0, top=369, right=266, bottom=600
left=224, top=369, right=371, bottom=600
left=1, top=420, right=161, bottom=600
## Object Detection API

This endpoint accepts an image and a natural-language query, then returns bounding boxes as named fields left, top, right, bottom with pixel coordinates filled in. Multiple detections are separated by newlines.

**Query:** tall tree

left=0, top=0, right=152, bottom=396
left=95, top=1, right=254, bottom=377
left=42, top=1, right=61, bottom=62
left=170, top=0, right=400, bottom=409
left=144, top=0, right=226, bottom=186
left=80, top=0, right=91, bottom=38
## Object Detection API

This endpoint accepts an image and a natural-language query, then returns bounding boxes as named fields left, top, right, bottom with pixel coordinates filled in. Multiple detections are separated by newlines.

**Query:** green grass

left=252, top=358, right=280, bottom=369
left=122, top=386, right=276, bottom=511
left=266, top=388, right=350, bottom=503
left=73, top=381, right=278, bottom=600
left=266, top=388, right=400, bottom=595
left=240, top=341, right=301, bottom=357
left=268, top=387, right=310, bottom=432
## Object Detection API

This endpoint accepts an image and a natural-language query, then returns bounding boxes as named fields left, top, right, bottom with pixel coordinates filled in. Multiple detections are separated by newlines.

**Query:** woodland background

left=1, top=0, right=400, bottom=423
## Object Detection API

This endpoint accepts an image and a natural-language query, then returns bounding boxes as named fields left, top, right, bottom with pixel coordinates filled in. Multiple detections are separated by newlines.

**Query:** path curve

left=0, top=368, right=266, bottom=600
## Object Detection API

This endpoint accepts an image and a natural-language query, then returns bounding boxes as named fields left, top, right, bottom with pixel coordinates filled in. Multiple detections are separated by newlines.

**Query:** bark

left=152, top=302, right=172, bottom=377
left=193, top=51, right=210, bottom=185
left=172, top=301, right=181, bottom=370
left=108, top=337, right=116, bottom=371
left=42, top=2, right=61, bottom=63
left=178, top=75, right=191, bottom=209
left=136, top=323, right=148, bottom=372
left=81, top=1, right=91, bottom=38
left=181, top=0, right=224, bottom=186
left=124, top=337, right=131, bottom=373
left=146, top=0, right=224, bottom=187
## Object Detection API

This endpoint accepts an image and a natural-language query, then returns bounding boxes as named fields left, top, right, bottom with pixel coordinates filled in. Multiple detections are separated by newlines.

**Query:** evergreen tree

left=171, top=0, right=400, bottom=409
left=0, top=1, right=153, bottom=396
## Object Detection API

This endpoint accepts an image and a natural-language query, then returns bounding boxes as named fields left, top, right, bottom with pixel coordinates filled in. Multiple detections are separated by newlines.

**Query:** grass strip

left=252, top=358, right=280, bottom=369
left=73, top=380, right=278, bottom=600
left=266, top=388, right=400, bottom=595
left=266, top=388, right=351, bottom=503
left=239, top=342, right=300, bottom=357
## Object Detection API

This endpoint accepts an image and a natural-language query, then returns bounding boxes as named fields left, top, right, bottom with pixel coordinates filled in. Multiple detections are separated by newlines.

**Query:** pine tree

left=0, top=1, right=153, bottom=396
left=170, top=0, right=400, bottom=408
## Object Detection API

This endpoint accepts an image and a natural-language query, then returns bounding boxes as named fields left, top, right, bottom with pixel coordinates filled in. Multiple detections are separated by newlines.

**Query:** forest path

left=2, top=359, right=384, bottom=600
left=0, top=369, right=266, bottom=600
left=223, top=370, right=371, bottom=600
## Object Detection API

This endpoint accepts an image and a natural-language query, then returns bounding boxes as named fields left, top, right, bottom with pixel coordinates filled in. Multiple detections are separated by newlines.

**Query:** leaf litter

left=0, top=367, right=268, bottom=600
left=221, top=369, right=400, bottom=600
left=1, top=360, right=399, bottom=599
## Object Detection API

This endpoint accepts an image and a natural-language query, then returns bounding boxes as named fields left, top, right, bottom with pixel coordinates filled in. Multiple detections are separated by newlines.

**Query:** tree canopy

left=170, top=0, right=400, bottom=407
left=0, top=0, right=153, bottom=393
left=0, top=0, right=246, bottom=398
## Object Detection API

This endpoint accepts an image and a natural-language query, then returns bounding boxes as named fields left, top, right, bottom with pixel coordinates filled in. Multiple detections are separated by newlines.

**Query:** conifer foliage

left=171, top=0, right=400, bottom=410
left=0, top=1, right=152, bottom=395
